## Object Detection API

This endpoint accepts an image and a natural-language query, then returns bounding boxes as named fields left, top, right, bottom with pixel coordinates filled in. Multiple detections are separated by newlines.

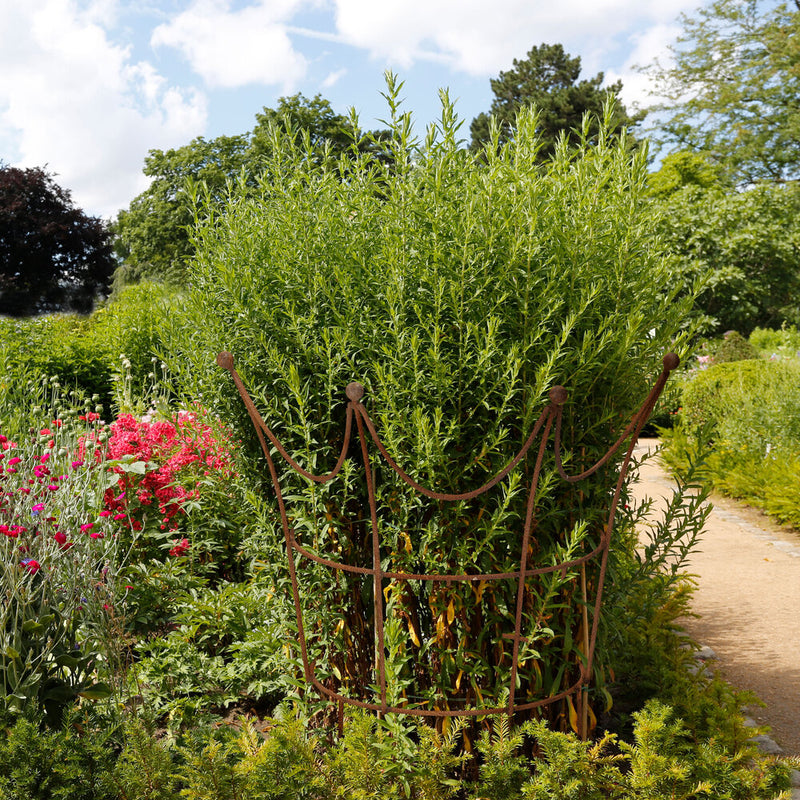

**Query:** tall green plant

left=0, top=378, right=128, bottom=724
left=166, top=77, right=694, bottom=723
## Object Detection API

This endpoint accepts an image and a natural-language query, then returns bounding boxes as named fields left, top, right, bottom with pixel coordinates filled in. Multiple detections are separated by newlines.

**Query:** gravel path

left=629, top=438, right=800, bottom=757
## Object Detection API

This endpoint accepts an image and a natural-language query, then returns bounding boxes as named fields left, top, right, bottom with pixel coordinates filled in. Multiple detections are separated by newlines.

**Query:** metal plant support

left=218, top=351, right=679, bottom=727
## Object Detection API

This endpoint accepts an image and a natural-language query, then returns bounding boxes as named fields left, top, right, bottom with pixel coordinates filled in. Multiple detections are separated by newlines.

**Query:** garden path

left=630, top=439, right=800, bottom=757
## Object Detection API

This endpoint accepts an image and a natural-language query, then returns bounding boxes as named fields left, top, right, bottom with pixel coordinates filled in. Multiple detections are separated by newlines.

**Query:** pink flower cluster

left=97, top=410, right=235, bottom=555
left=0, top=407, right=235, bottom=573
left=0, top=424, right=110, bottom=573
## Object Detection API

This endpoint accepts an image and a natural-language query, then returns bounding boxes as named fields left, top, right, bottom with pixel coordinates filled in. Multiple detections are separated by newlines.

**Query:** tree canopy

left=646, top=151, right=724, bottom=198
left=0, top=165, right=114, bottom=317
left=469, top=43, right=640, bottom=155
left=113, top=134, right=250, bottom=284
left=114, top=93, right=387, bottom=285
left=642, top=0, right=800, bottom=184
left=650, top=175, right=800, bottom=334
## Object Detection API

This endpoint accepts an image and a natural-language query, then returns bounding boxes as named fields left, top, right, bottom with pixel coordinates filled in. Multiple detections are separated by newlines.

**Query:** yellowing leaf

left=587, top=701, right=597, bottom=734
left=408, top=619, right=421, bottom=647
left=400, top=531, right=412, bottom=553
left=567, top=696, right=578, bottom=734
left=446, top=598, right=455, bottom=625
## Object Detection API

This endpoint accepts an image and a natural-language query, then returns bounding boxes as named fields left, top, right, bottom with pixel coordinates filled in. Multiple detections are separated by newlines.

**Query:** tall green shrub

left=166, top=81, right=693, bottom=723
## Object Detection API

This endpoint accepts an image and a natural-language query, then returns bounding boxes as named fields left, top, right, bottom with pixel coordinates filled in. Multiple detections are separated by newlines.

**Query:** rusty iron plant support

left=217, top=351, right=679, bottom=727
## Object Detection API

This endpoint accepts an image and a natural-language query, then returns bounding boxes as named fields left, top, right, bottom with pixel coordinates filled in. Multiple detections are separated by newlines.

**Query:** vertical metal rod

left=580, top=563, right=590, bottom=740
left=354, top=405, right=388, bottom=711
left=507, top=409, right=554, bottom=718
left=218, top=351, right=680, bottom=722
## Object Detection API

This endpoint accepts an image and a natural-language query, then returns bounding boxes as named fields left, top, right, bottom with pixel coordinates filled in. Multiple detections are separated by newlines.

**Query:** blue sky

left=0, top=0, right=703, bottom=219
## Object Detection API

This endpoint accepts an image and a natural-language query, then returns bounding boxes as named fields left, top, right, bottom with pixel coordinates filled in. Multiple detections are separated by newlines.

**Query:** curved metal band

left=288, top=526, right=608, bottom=580
left=308, top=673, right=585, bottom=717
left=217, top=350, right=679, bottom=720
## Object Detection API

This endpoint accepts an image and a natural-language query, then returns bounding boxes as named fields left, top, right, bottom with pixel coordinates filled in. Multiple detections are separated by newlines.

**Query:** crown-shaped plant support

left=218, top=351, right=679, bottom=730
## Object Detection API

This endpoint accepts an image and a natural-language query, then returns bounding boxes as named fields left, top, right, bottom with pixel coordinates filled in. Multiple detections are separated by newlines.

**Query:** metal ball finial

left=663, top=352, right=680, bottom=371
left=346, top=382, right=365, bottom=402
left=217, top=351, right=235, bottom=372
left=549, top=386, right=568, bottom=406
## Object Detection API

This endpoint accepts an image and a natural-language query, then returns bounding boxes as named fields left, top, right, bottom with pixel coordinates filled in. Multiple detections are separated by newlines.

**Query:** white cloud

left=331, top=0, right=698, bottom=76
left=321, top=68, right=347, bottom=89
left=0, top=0, right=207, bottom=218
left=609, top=23, right=683, bottom=111
left=151, top=0, right=309, bottom=90
left=0, top=0, right=703, bottom=219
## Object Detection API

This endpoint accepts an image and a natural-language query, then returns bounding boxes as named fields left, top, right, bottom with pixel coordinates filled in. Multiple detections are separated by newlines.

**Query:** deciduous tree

left=0, top=165, right=114, bottom=317
left=114, top=93, right=387, bottom=284
left=642, top=0, right=800, bottom=184
left=113, top=134, right=249, bottom=284
left=650, top=174, right=800, bottom=334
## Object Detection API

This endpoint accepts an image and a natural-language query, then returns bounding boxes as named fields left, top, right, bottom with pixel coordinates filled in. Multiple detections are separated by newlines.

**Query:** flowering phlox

left=98, top=409, right=236, bottom=548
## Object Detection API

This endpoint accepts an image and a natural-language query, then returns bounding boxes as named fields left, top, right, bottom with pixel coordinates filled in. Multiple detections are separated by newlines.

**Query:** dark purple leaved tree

left=0, top=164, right=115, bottom=316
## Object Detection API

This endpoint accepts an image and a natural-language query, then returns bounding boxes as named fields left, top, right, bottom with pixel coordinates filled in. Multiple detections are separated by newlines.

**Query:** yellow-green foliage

left=749, top=326, right=800, bottom=360
left=680, top=360, right=800, bottom=452
left=0, top=703, right=790, bottom=800
left=663, top=358, right=800, bottom=527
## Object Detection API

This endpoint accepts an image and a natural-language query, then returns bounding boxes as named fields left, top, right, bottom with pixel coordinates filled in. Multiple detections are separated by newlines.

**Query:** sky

left=0, top=0, right=703, bottom=220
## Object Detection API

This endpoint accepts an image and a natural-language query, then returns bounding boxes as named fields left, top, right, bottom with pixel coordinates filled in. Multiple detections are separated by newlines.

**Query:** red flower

left=22, top=558, right=40, bottom=574
left=168, top=537, right=190, bottom=557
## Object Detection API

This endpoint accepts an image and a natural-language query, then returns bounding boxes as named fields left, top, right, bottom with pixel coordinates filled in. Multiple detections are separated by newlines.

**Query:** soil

left=629, top=438, right=800, bottom=756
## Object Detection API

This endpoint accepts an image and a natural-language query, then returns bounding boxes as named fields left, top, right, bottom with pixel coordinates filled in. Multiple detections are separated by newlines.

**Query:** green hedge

left=680, top=359, right=800, bottom=454
left=0, top=314, right=113, bottom=405
left=0, top=282, right=177, bottom=414
left=749, top=325, right=800, bottom=360
left=664, top=358, right=800, bottom=527
left=0, top=702, right=790, bottom=800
